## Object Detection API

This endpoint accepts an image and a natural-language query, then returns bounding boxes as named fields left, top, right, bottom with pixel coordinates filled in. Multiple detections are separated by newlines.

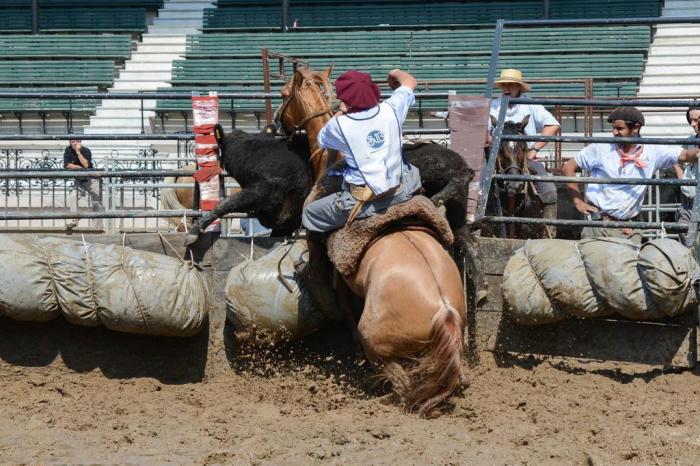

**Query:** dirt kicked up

left=1, top=322, right=700, bottom=465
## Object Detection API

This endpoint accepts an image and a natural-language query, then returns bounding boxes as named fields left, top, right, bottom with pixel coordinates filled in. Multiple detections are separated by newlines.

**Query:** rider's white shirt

left=489, top=97, right=559, bottom=149
left=575, top=143, right=681, bottom=219
left=317, top=85, right=414, bottom=186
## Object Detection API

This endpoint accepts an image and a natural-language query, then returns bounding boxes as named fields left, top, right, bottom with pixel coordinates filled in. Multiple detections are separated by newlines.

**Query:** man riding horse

left=488, top=69, right=559, bottom=210
left=302, top=68, right=422, bottom=231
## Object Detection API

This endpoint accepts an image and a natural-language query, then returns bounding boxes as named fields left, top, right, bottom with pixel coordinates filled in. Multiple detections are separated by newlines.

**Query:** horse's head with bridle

left=491, top=114, right=530, bottom=197
left=277, top=66, right=334, bottom=136
left=275, top=65, right=337, bottom=181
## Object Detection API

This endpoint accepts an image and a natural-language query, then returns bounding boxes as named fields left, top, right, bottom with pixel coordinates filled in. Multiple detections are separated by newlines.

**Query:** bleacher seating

left=0, top=32, right=133, bottom=128
left=0, top=87, right=99, bottom=113
left=203, top=0, right=662, bottom=31
left=0, top=1, right=161, bottom=33
left=164, top=26, right=649, bottom=112
left=0, top=35, right=132, bottom=59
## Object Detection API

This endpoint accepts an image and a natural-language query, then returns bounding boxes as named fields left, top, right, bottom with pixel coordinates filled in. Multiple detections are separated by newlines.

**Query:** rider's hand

left=573, top=197, right=598, bottom=215
left=527, top=149, right=538, bottom=160
left=387, top=69, right=401, bottom=90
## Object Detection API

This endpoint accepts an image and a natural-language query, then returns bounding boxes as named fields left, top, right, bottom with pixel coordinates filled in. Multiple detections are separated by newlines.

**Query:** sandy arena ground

left=1, top=322, right=700, bottom=465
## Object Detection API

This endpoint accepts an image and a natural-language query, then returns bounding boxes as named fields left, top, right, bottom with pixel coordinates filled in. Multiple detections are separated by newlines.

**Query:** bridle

left=496, top=137, right=531, bottom=214
left=276, top=73, right=334, bottom=138
left=275, top=71, right=337, bottom=174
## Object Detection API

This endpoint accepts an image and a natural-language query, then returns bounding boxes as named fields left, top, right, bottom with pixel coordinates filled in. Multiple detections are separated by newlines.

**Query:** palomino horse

left=486, top=115, right=556, bottom=239
left=277, top=65, right=339, bottom=182
left=279, top=66, right=467, bottom=416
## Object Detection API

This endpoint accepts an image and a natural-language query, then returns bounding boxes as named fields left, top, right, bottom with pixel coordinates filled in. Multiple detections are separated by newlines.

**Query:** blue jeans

left=302, top=164, right=422, bottom=233
left=241, top=218, right=271, bottom=237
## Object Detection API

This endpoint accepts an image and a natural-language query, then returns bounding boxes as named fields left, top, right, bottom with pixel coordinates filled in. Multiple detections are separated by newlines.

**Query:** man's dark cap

left=607, top=107, right=645, bottom=126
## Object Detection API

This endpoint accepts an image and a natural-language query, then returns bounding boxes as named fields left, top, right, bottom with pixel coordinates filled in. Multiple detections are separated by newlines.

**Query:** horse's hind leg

left=185, top=189, right=262, bottom=246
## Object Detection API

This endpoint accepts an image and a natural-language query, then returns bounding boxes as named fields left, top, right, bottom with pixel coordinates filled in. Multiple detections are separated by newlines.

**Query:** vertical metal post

left=31, top=0, right=39, bottom=34
left=140, top=97, right=145, bottom=134
left=476, top=94, right=509, bottom=221
left=484, top=19, right=504, bottom=99
left=281, top=0, right=289, bottom=32
left=262, top=48, right=273, bottom=125
left=543, top=0, right=550, bottom=19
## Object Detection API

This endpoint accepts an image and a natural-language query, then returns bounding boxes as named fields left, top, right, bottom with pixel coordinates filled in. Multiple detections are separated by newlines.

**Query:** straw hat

left=494, top=69, right=531, bottom=92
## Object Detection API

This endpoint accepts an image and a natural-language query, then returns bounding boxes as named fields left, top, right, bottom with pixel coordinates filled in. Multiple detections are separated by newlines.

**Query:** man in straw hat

left=302, top=68, right=422, bottom=232
left=561, top=106, right=700, bottom=244
left=489, top=68, right=560, bottom=209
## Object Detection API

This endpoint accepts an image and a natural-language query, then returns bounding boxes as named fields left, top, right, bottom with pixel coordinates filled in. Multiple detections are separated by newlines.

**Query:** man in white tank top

left=302, top=68, right=422, bottom=232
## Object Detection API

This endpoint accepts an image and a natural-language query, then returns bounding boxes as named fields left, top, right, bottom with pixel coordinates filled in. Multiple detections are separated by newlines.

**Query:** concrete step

left=133, top=44, right=186, bottom=54
left=648, top=46, right=700, bottom=56
left=84, top=127, right=152, bottom=135
left=130, top=53, right=184, bottom=63
left=638, top=85, right=700, bottom=96
left=98, top=99, right=159, bottom=109
left=161, top=2, right=214, bottom=10
left=663, top=8, right=700, bottom=16
left=157, top=10, right=209, bottom=19
left=664, top=0, right=700, bottom=7
left=124, top=62, right=176, bottom=72
left=116, top=71, right=172, bottom=81
left=653, top=25, right=700, bottom=37
left=112, top=81, right=172, bottom=90
left=87, top=116, right=154, bottom=127
left=642, top=64, right=700, bottom=75
left=151, top=18, right=202, bottom=27
left=94, top=109, right=151, bottom=118
left=147, top=26, right=200, bottom=35
left=642, top=75, right=700, bottom=84
left=140, top=34, right=188, bottom=44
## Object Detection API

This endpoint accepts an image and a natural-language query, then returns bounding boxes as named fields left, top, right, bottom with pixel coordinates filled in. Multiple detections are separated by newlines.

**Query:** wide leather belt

left=346, top=183, right=399, bottom=226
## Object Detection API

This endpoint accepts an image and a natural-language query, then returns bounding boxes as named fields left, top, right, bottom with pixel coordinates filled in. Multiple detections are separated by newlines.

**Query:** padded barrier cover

left=225, top=240, right=327, bottom=341
left=503, top=237, right=698, bottom=325
left=0, top=234, right=208, bottom=336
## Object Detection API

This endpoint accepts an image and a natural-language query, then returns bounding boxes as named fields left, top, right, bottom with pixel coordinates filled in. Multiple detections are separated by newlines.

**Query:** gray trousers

left=581, top=222, right=643, bottom=245
left=68, top=179, right=103, bottom=228
left=528, top=159, right=557, bottom=205
left=676, top=196, right=693, bottom=244
left=302, top=164, right=422, bottom=233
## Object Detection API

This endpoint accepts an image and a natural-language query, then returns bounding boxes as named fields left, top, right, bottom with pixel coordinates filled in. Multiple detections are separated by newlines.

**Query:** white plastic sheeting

left=0, top=234, right=208, bottom=336
left=503, top=238, right=698, bottom=324
left=225, top=240, right=328, bottom=341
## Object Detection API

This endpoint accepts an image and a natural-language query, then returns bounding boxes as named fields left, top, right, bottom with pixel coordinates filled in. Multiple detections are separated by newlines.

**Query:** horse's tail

left=405, top=302, right=466, bottom=417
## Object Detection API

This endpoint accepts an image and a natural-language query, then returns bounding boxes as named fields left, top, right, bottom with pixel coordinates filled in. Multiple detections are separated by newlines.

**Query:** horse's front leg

left=185, top=189, right=262, bottom=246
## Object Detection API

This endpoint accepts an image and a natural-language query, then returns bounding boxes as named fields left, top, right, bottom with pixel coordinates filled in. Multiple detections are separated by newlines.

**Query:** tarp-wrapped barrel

left=0, top=234, right=208, bottom=336
left=225, top=240, right=327, bottom=341
left=503, top=238, right=698, bottom=324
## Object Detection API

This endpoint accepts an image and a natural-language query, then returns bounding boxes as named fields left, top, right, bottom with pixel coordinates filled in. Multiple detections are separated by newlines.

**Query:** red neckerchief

left=616, top=144, right=646, bottom=168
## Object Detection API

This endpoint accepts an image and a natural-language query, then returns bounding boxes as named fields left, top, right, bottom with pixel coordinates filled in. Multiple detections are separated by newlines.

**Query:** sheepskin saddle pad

left=327, top=195, right=454, bottom=277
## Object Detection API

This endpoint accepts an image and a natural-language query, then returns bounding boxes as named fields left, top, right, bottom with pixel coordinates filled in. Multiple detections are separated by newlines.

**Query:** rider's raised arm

left=387, top=68, right=417, bottom=91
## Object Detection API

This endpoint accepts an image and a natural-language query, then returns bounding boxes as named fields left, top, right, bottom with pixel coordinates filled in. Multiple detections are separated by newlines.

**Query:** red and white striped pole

left=192, top=94, right=223, bottom=232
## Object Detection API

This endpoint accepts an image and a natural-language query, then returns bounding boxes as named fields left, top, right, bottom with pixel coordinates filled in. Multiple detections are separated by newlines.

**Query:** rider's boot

left=295, top=232, right=344, bottom=321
